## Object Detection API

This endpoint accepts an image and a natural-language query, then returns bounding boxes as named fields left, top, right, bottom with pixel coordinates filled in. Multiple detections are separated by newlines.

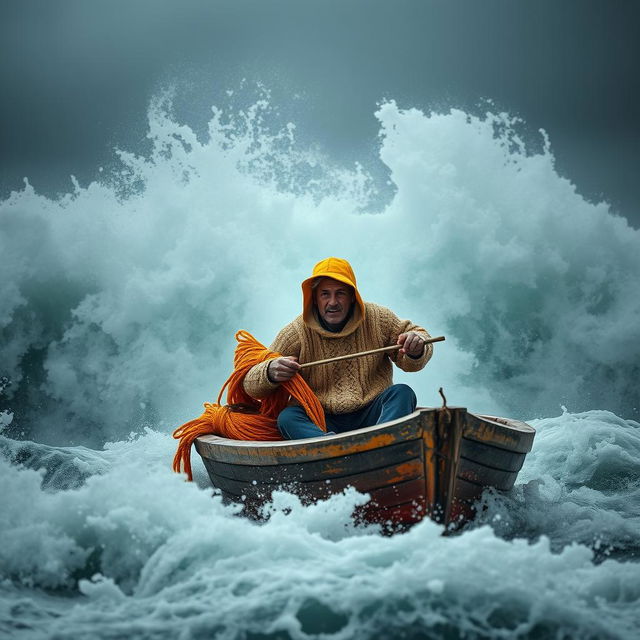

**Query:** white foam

left=1, top=95, right=638, bottom=445
left=0, top=419, right=638, bottom=638
left=475, top=409, right=640, bottom=557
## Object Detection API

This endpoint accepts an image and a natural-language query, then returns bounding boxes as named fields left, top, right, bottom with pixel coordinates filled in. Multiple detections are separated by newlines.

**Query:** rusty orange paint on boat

left=469, top=424, right=519, bottom=448
left=296, top=432, right=399, bottom=459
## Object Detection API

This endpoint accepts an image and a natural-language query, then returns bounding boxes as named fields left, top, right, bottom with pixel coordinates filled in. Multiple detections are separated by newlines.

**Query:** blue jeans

left=277, top=383, right=417, bottom=440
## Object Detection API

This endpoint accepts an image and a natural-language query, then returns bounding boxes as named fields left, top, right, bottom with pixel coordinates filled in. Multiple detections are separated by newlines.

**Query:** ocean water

left=1, top=94, right=639, bottom=638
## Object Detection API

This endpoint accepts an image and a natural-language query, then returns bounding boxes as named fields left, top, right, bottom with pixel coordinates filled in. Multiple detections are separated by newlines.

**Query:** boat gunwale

left=195, top=407, right=430, bottom=448
left=194, top=408, right=444, bottom=466
left=463, top=413, right=536, bottom=454
left=474, top=413, right=536, bottom=434
left=194, top=409, right=534, bottom=451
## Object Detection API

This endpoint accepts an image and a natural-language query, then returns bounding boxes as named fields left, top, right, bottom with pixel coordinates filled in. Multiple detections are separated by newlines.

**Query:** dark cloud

left=1, top=0, right=639, bottom=222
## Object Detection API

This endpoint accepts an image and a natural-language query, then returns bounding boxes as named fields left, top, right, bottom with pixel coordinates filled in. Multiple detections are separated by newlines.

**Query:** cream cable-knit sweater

left=243, top=302, right=432, bottom=415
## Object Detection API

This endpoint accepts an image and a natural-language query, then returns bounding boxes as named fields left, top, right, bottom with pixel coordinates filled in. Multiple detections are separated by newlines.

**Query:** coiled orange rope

left=172, top=330, right=326, bottom=480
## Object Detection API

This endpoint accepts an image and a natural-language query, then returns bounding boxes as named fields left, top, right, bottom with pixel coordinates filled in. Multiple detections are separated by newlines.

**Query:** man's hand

left=397, top=332, right=425, bottom=358
left=267, top=356, right=301, bottom=383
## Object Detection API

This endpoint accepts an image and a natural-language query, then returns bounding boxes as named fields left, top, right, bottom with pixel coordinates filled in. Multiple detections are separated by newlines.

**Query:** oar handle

left=299, top=336, right=445, bottom=369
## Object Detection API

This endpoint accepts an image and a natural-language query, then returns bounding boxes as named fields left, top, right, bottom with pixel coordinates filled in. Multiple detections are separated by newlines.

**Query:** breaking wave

left=1, top=92, right=639, bottom=639
left=1, top=95, right=638, bottom=447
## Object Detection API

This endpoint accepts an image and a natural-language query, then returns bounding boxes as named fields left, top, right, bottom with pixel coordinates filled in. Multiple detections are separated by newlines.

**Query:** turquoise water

left=1, top=410, right=639, bottom=639
left=1, top=96, right=639, bottom=638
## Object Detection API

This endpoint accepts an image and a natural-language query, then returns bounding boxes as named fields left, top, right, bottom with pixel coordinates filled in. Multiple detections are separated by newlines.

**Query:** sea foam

left=1, top=95, right=639, bottom=636
left=1, top=96, right=639, bottom=446
left=0, top=410, right=639, bottom=638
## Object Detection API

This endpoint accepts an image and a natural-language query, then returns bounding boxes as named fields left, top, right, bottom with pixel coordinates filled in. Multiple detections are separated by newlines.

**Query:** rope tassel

left=172, top=331, right=326, bottom=481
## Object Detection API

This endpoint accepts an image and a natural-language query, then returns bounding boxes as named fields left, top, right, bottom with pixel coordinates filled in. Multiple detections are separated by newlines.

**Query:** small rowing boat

left=194, top=406, right=535, bottom=529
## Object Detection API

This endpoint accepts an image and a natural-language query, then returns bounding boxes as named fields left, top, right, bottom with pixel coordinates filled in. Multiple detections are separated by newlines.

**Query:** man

left=243, top=257, right=433, bottom=439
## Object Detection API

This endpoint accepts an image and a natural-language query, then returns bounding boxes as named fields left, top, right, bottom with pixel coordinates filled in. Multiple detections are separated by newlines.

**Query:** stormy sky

left=1, top=0, right=639, bottom=226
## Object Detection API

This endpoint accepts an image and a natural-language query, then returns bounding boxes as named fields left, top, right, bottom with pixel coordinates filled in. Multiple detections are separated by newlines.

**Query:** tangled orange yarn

left=172, top=330, right=326, bottom=480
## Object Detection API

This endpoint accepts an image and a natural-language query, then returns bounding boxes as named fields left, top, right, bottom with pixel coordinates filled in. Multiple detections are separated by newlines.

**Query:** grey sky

left=2, top=0, right=639, bottom=225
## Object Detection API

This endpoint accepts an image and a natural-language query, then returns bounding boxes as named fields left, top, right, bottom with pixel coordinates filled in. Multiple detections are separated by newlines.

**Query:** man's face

left=314, top=277, right=355, bottom=327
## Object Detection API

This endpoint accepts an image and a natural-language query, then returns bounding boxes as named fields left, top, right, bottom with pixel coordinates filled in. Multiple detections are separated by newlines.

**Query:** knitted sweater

left=243, top=302, right=432, bottom=415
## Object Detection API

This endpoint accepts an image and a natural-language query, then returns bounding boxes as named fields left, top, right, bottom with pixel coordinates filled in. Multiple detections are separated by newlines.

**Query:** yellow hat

left=301, top=257, right=365, bottom=336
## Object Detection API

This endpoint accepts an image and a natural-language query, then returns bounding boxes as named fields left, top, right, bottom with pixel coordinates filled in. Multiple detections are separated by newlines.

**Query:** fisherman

left=242, top=257, right=433, bottom=439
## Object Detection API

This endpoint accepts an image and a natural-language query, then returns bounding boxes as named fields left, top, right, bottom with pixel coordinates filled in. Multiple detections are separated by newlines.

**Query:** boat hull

left=195, top=407, right=535, bottom=529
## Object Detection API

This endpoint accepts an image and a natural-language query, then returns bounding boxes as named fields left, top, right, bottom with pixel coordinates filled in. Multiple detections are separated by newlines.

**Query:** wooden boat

left=194, top=406, right=535, bottom=529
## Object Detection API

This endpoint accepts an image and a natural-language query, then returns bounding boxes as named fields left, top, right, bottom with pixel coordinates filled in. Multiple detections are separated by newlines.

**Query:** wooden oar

left=299, top=336, right=445, bottom=369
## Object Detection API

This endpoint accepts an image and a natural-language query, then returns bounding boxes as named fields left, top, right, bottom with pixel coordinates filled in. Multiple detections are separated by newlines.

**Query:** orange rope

left=172, top=330, right=326, bottom=480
